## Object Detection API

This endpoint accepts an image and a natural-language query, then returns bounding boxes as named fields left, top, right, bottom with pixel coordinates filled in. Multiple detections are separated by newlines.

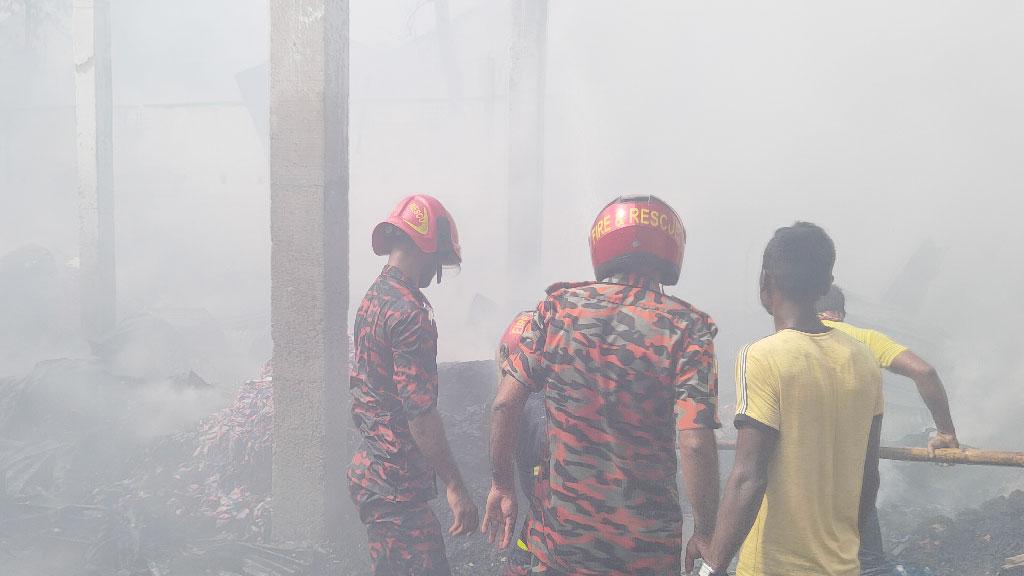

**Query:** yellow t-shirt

left=735, top=329, right=883, bottom=576
left=822, top=320, right=908, bottom=369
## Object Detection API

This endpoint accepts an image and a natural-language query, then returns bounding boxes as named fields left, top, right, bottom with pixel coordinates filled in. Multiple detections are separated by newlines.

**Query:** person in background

left=495, top=310, right=547, bottom=576
left=694, top=222, right=883, bottom=576
left=816, top=285, right=959, bottom=452
left=348, top=195, right=479, bottom=576
left=483, top=195, right=721, bottom=576
left=816, top=284, right=960, bottom=576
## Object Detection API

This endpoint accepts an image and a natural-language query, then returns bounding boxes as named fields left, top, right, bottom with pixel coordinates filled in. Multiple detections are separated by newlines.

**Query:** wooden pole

left=716, top=442, right=1024, bottom=468
left=74, top=0, right=116, bottom=339
left=878, top=446, right=1024, bottom=468
left=507, top=0, right=547, bottom=287
left=433, top=0, right=463, bottom=104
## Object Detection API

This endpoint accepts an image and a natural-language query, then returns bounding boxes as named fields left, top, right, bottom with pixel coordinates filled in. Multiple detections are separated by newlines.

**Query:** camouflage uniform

left=501, top=392, right=549, bottom=576
left=503, top=274, right=720, bottom=576
left=348, top=265, right=451, bottom=576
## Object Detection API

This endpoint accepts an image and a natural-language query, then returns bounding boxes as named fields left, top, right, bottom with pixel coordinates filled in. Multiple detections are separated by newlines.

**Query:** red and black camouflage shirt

left=347, top=265, right=439, bottom=503
left=503, top=274, right=720, bottom=576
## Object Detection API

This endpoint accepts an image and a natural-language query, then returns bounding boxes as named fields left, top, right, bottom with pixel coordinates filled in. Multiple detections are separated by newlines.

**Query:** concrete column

left=269, top=0, right=350, bottom=547
left=73, top=0, right=116, bottom=339
left=508, top=0, right=547, bottom=285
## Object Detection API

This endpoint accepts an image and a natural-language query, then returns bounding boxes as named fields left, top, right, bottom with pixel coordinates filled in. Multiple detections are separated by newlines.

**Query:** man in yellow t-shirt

left=816, top=284, right=960, bottom=576
left=815, top=285, right=958, bottom=450
left=692, top=223, right=883, bottom=576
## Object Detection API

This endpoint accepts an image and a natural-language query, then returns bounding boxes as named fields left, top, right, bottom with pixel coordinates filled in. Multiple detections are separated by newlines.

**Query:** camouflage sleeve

left=673, top=314, right=721, bottom=431
left=502, top=299, right=554, bottom=393
left=391, top=306, right=438, bottom=419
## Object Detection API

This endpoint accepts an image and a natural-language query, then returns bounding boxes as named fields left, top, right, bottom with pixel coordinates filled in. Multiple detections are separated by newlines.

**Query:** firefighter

left=695, top=223, right=883, bottom=576
left=495, top=311, right=547, bottom=576
left=348, top=195, right=479, bottom=576
left=816, top=284, right=960, bottom=576
left=483, top=195, right=722, bottom=576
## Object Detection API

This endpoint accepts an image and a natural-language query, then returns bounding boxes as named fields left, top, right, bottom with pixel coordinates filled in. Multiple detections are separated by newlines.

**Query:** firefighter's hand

left=928, top=432, right=960, bottom=458
left=684, top=532, right=711, bottom=574
left=446, top=484, right=479, bottom=536
left=481, top=483, right=517, bottom=549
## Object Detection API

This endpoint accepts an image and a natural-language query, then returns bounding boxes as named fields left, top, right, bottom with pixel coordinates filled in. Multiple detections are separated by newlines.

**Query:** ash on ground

left=0, top=357, right=506, bottom=576
left=3, top=350, right=1022, bottom=576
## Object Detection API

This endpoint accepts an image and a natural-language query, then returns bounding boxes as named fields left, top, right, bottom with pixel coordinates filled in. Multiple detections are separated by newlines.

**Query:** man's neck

left=387, top=252, right=423, bottom=286
left=603, top=272, right=662, bottom=292
left=773, top=300, right=829, bottom=334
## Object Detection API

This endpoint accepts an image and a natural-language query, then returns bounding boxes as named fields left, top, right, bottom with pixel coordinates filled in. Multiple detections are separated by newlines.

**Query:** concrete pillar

left=269, top=0, right=350, bottom=547
left=73, top=0, right=116, bottom=339
left=507, top=0, right=547, bottom=285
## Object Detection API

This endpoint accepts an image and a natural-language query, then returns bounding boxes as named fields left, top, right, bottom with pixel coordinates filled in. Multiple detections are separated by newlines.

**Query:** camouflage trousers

left=354, top=489, right=451, bottom=576
left=501, top=520, right=535, bottom=576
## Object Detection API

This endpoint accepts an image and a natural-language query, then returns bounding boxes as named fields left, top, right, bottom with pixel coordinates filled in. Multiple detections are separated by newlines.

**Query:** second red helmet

left=497, top=310, right=535, bottom=365
left=589, top=195, right=686, bottom=286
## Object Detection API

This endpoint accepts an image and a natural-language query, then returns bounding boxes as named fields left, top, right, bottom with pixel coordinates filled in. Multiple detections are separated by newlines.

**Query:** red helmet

left=589, top=195, right=686, bottom=285
left=372, top=195, right=462, bottom=266
left=497, top=311, right=535, bottom=364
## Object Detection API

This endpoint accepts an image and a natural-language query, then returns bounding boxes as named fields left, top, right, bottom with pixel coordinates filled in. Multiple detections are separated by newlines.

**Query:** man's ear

left=759, top=269, right=774, bottom=313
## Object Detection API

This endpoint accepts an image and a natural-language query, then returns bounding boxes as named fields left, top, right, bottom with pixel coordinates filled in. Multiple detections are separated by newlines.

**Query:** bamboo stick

left=878, top=446, right=1024, bottom=468
left=715, top=442, right=1024, bottom=468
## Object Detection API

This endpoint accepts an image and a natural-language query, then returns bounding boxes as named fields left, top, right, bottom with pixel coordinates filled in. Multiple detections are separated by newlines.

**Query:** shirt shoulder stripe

left=737, top=343, right=752, bottom=415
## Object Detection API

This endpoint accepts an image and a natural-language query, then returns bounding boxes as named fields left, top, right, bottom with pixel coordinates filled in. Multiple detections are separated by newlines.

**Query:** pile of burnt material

left=0, top=362, right=267, bottom=576
left=895, top=490, right=1024, bottom=576
left=1, top=358, right=502, bottom=576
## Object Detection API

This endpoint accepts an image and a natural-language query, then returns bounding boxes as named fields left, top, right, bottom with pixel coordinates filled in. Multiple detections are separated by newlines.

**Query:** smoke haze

left=2, top=0, right=1023, bottom=507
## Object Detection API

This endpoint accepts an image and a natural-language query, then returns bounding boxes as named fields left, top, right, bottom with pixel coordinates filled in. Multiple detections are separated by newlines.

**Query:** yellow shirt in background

left=822, top=320, right=908, bottom=369
left=735, top=329, right=883, bottom=576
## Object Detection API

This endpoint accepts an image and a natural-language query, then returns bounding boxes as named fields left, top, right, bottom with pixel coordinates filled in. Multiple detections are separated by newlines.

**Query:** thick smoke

left=1, top=0, right=1023, bottom=546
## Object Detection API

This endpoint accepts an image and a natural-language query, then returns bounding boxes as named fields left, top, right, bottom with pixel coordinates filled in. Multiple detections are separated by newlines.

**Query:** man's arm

left=481, top=373, right=529, bottom=548
left=888, top=350, right=959, bottom=451
left=674, top=317, right=722, bottom=559
left=859, top=415, right=884, bottom=538
left=409, top=408, right=466, bottom=488
left=680, top=428, right=720, bottom=571
left=680, top=429, right=720, bottom=536
left=409, top=409, right=479, bottom=535
left=392, top=308, right=477, bottom=535
left=699, top=424, right=778, bottom=573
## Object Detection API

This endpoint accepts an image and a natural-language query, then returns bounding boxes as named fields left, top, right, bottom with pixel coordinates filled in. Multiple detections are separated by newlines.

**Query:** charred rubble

left=2, top=349, right=1022, bottom=575
left=0, top=356, right=500, bottom=576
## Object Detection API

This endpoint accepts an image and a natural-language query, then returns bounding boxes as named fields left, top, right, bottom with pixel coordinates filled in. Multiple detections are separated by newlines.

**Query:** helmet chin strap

left=416, top=261, right=443, bottom=288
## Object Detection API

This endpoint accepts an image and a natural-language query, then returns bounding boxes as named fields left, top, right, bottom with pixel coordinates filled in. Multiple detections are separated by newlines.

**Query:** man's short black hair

left=816, top=284, right=846, bottom=315
left=762, top=222, right=836, bottom=303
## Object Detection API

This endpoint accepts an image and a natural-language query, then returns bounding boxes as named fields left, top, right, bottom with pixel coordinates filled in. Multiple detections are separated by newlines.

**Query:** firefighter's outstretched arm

left=409, top=408, right=480, bottom=535
left=888, top=350, right=958, bottom=453
left=482, top=373, right=529, bottom=549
